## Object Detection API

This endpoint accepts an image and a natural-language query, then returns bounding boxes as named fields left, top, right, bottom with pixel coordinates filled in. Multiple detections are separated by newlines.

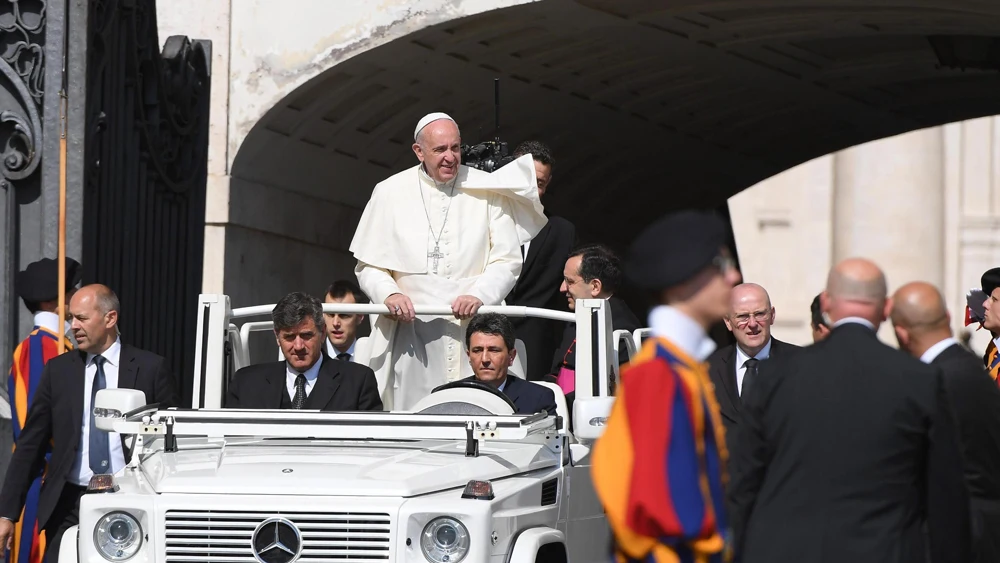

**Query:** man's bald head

left=890, top=282, right=949, bottom=331
left=821, top=258, right=890, bottom=327
left=890, top=281, right=953, bottom=357
left=69, top=284, right=120, bottom=354
left=827, top=258, right=887, bottom=303
left=724, top=283, right=776, bottom=357
left=731, top=283, right=771, bottom=310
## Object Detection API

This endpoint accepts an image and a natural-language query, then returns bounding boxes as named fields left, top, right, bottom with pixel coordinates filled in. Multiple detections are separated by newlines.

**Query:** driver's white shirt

left=285, top=355, right=323, bottom=399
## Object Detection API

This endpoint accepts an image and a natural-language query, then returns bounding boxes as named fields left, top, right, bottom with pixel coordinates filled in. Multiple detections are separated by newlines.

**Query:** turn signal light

left=461, top=479, right=494, bottom=500
left=87, top=474, right=119, bottom=494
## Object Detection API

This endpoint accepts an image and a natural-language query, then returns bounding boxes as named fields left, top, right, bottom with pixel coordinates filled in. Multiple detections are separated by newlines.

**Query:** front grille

left=164, top=510, right=392, bottom=562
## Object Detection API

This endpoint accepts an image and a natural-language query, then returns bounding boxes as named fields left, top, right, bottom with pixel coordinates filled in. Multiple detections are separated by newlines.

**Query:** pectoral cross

left=428, top=244, right=445, bottom=274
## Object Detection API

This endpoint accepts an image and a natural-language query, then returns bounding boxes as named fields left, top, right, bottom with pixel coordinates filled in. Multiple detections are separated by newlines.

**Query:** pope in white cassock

left=349, top=113, right=547, bottom=410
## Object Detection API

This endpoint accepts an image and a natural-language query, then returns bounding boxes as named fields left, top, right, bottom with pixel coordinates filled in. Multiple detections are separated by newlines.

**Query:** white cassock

left=350, top=154, right=547, bottom=410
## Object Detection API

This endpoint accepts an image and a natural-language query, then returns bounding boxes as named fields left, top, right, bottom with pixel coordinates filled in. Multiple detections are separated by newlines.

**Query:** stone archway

left=222, top=0, right=1000, bottom=308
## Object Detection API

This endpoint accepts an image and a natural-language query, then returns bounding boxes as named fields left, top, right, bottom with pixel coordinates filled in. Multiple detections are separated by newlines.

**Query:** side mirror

left=572, top=397, right=614, bottom=441
left=93, top=389, right=148, bottom=432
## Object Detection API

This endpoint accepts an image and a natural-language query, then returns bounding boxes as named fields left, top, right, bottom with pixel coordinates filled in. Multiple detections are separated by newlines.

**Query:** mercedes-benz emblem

left=251, top=518, right=303, bottom=563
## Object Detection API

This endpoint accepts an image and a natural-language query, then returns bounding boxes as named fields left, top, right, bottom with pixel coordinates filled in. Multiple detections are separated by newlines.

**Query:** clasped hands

left=384, top=293, right=482, bottom=322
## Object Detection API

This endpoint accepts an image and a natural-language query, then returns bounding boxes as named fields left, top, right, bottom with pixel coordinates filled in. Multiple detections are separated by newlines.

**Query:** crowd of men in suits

left=708, top=261, right=1000, bottom=563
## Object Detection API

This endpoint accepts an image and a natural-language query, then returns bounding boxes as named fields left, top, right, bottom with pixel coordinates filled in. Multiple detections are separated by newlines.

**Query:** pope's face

left=413, top=120, right=461, bottom=183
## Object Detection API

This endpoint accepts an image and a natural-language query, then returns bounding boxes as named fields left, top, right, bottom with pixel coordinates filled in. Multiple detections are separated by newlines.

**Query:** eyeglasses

left=733, top=311, right=770, bottom=327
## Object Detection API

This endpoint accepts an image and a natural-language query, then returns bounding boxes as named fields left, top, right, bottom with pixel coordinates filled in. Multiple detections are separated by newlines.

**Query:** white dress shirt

left=71, top=338, right=126, bottom=486
left=832, top=316, right=877, bottom=331
left=920, top=337, right=958, bottom=364
left=735, top=338, right=772, bottom=396
left=521, top=240, right=531, bottom=261
left=497, top=377, right=508, bottom=393
left=648, top=305, right=717, bottom=361
left=325, top=339, right=356, bottom=362
left=285, top=354, right=324, bottom=401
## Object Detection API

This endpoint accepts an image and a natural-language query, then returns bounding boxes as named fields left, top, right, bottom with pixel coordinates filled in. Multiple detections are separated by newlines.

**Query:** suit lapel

left=68, top=351, right=87, bottom=435
left=719, top=347, right=740, bottom=414
left=502, top=375, right=521, bottom=406
left=118, top=345, right=138, bottom=390
left=521, top=221, right=552, bottom=277
left=264, top=367, right=288, bottom=409
left=306, top=358, right=342, bottom=410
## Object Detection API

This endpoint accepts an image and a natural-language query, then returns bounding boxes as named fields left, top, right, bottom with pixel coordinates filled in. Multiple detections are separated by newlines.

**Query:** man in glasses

left=708, top=282, right=799, bottom=449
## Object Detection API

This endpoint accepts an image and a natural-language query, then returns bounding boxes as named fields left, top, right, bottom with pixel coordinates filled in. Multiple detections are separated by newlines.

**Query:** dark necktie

left=336, top=353, right=351, bottom=362
left=292, top=373, right=307, bottom=409
left=90, top=355, right=111, bottom=474
left=741, top=358, right=759, bottom=402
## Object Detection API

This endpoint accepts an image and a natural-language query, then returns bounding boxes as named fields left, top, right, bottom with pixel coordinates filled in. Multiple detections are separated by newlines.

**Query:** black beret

left=983, top=267, right=1000, bottom=297
left=626, top=210, right=727, bottom=290
left=15, top=257, right=82, bottom=303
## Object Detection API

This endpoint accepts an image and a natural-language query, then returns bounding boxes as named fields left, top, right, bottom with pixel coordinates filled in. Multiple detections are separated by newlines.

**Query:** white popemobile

left=59, top=295, right=646, bottom=563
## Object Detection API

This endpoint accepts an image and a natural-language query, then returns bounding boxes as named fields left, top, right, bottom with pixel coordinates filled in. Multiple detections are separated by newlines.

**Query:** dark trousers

left=42, top=483, right=86, bottom=562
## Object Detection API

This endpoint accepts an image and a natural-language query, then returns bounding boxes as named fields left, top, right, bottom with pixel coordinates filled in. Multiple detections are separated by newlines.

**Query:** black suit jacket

left=707, top=338, right=800, bottom=440
left=463, top=375, right=557, bottom=416
left=0, top=344, right=179, bottom=530
left=931, top=342, right=1000, bottom=562
left=225, top=355, right=382, bottom=411
left=729, top=323, right=970, bottom=563
left=506, top=216, right=576, bottom=380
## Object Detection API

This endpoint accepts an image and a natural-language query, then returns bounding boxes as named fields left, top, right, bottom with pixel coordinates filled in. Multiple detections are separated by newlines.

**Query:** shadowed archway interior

left=226, top=0, right=1000, bottom=309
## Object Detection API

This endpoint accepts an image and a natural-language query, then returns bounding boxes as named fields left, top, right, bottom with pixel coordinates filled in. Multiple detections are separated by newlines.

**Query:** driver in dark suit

left=462, top=313, right=557, bottom=416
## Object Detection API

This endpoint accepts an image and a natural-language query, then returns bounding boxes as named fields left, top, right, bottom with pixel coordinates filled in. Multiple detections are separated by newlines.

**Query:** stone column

left=833, top=127, right=945, bottom=288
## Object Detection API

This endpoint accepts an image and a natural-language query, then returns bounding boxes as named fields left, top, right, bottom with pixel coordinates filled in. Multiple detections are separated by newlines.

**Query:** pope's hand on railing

left=452, top=295, right=484, bottom=320
left=384, top=293, right=416, bottom=323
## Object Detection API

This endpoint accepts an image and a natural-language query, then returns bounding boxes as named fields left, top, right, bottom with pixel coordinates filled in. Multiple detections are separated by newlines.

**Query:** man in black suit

left=891, top=281, right=1000, bottom=562
left=226, top=292, right=382, bottom=411
left=463, top=313, right=556, bottom=416
left=505, top=141, right=576, bottom=381
left=707, top=283, right=798, bottom=450
left=0, top=284, right=180, bottom=560
left=550, top=244, right=642, bottom=381
left=729, top=258, right=969, bottom=563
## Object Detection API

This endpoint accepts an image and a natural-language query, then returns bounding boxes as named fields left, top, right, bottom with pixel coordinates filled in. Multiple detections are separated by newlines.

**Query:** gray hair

left=93, top=285, right=120, bottom=316
left=272, top=292, right=325, bottom=333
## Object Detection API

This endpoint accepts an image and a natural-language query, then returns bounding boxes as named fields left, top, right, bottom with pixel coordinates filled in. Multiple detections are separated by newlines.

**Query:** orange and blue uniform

left=8, top=326, right=71, bottom=563
left=592, top=336, right=730, bottom=563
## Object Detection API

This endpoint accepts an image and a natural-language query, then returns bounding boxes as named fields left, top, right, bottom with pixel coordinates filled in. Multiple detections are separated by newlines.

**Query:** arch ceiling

left=231, top=0, right=1000, bottom=249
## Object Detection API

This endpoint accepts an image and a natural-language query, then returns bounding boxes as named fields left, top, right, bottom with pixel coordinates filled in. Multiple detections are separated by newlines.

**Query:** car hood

left=137, top=437, right=558, bottom=496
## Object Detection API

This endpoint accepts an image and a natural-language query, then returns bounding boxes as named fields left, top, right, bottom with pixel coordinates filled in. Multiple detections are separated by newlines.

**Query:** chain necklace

left=417, top=168, right=457, bottom=274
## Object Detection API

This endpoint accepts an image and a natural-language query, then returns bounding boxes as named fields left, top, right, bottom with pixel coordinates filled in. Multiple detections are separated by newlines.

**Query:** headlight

left=420, top=516, right=470, bottom=563
left=93, top=511, right=142, bottom=561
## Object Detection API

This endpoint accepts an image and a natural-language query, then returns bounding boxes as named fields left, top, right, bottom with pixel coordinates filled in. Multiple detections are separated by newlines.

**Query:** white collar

left=286, top=353, right=324, bottom=381
left=497, top=377, right=507, bottom=393
left=33, top=311, right=69, bottom=336
left=648, top=305, right=717, bottom=361
left=833, top=316, right=877, bottom=331
left=326, top=338, right=356, bottom=359
left=993, top=334, right=1000, bottom=351
left=920, top=337, right=958, bottom=364
left=87, top=337, right=122, bottom=367
left=736, top=337, right=773, bottom=366
left=418, top=163, right=459, bottom=190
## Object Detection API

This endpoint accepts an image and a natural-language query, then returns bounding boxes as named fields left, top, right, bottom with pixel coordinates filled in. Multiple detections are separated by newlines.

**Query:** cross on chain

left=428, top=244, right=445, bottom=274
